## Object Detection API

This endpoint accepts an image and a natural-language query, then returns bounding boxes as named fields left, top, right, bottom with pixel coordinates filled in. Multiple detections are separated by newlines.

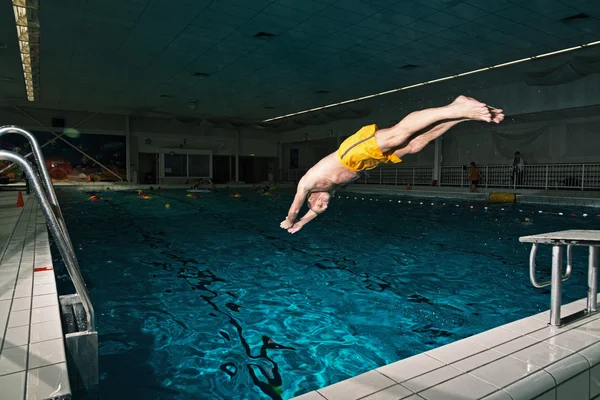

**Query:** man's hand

left=280, top=191, right=332, bottom=234
left=280, top=217, right=294, bottom=230
left=285, top=209, right=319, bottom=234
left=281, top=186, right=309, bottom=229
left=287, top=223, right=304, bottom=234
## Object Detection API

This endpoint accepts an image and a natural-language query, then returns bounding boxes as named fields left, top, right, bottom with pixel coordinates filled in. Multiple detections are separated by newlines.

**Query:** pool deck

left=293, top=298, right=600, bottom=400
left=0, top=192, right=70, bottom=399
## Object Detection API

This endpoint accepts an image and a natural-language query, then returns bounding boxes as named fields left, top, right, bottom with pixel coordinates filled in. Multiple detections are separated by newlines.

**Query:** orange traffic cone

left=16, top=191, right=24, bottom=208
left=87, top=175, right=92, bottom=182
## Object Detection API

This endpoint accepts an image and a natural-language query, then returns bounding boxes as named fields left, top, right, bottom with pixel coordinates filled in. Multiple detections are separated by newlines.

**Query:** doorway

left=212, top=155, right=231, bottom=183
left=238, top=156, right=276, bottom=183
left=139, top=153, right=158, bottom=184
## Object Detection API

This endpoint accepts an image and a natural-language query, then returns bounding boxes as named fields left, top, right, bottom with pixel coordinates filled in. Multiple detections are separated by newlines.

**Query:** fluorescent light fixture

left=12, top=0, right=39, bottom=102
left=456, top=67, right=490, bottom=77
left=426, top=76, right=455, bottom=84
left=263, top=40, right=600, bottom=123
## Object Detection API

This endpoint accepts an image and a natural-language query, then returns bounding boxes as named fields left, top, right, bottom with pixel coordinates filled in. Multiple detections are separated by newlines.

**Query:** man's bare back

left=281, top=96, right=504, bottom=234
left=301, top=153, right=359, bottom=192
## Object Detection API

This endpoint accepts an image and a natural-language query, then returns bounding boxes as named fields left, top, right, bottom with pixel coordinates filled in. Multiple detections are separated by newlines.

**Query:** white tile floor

left=293, top=297, right=600, bottom=400
left=0, top=192, right=70, bottom=400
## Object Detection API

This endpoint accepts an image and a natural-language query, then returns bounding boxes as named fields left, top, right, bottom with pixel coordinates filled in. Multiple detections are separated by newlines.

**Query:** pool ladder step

left=60, top=294, right=88, bottom=334
left=59, top=294, right=99, bottom=399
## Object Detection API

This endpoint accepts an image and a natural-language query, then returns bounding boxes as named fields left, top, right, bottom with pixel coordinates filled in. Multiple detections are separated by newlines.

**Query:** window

left=189, top=154, right=210, bottom=177
left=160, top=148, right=212, bottom=180
left=164, top=153, right=187, bottom=177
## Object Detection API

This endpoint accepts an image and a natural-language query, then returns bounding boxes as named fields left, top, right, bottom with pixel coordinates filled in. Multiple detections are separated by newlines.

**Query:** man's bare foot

left=489, top=107, right=504, bottom=124
left=450, top=95, right=492, bottom=122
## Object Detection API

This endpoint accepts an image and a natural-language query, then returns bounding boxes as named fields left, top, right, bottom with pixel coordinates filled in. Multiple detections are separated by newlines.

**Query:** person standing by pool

left=280, top=96, right=504, bottom=234
left=512, top=151, right=524, bottom=186
left=469, top=162, right=482, bottom=193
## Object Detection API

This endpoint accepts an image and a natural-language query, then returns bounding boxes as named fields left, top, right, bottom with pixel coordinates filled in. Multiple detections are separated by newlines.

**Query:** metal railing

left=281, top=163, right=600, bottom=190
left=521, top=231, right=599, bottom=327
left=441, top=164, right=600, bottom=190
left=0, top=126, right=95, bottom=330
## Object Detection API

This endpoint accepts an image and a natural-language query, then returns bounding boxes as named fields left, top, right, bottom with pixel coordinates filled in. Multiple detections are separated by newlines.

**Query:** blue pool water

left=52, top=189, right=597, bottom=400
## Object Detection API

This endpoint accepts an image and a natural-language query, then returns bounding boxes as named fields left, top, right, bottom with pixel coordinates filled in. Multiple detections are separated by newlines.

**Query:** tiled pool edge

left=517, top=195, right=600, bottom=208
left=340, top=186, right=600, bottom=207
left=0, top=194, right=71, bottom=400
left=292, top=298, right=600, bottom=400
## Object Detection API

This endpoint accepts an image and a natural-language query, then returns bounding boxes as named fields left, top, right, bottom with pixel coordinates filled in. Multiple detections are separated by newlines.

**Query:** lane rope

left=336, top=195, right=598, bottom=218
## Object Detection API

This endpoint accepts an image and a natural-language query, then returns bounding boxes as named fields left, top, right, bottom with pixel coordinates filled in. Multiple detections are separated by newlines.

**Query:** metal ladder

left=0, top=125, right=98, bottom=398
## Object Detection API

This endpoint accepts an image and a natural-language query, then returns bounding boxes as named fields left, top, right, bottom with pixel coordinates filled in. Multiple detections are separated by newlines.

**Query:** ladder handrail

left=0, top=126, right=62, bottom=214
left=529, top=243, right=573, bottom=288
left=0, top=126, right=85, bottom=286
left=1, top=126, right=70, bottom=226
left=0, top=149, right=95, bottom=331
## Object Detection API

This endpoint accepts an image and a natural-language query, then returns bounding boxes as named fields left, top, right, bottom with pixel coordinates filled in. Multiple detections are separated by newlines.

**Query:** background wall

left=442, top=116, right=600, bottom=166
left=0, top=106, right=279, bottom=183
left=2, top=65, right=600, bottom=184
left=281, top=141, right=330, bottom=171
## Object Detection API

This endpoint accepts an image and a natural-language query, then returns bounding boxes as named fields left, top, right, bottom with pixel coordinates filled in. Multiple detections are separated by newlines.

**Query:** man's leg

left=392, top=119, right=465, bottom=159
left=378, top=96, right=497, bottom=153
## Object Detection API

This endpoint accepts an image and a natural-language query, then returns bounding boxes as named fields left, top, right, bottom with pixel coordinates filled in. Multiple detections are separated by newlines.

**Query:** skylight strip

left=12, top=0, right=39, bottom=102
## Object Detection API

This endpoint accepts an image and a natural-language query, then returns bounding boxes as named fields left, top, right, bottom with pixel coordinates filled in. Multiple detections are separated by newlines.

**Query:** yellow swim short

left=337, top=124, right=402, bottom=172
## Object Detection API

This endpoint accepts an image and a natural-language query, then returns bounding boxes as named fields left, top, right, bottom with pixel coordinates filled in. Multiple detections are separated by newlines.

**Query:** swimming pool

left=52, top=188, right=596, bottom=400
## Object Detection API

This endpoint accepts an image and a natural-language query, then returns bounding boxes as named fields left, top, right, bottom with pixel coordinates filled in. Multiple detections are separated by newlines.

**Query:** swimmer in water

left=281, top=96, right=504, bottom=234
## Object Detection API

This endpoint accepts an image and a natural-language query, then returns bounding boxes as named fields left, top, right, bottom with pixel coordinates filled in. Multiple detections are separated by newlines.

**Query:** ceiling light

left=400, top=64, right=421, bottom=71
left=12, top=0, right=39, bottom=102
left=254, top=31, right=276, bottom=39
left=263, top=40, right=600, bottom=123
left=561, top=13, right=589, bottom=22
